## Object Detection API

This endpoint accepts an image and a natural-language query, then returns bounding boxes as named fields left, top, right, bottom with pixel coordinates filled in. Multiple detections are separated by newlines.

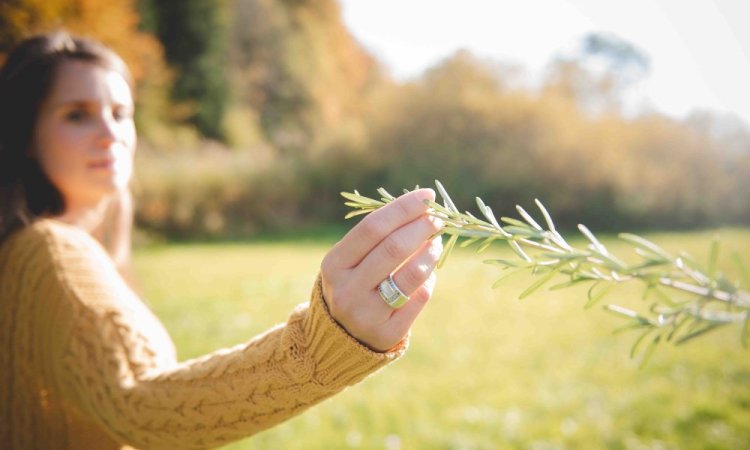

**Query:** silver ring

left=377, top=274, right=409, bottom=308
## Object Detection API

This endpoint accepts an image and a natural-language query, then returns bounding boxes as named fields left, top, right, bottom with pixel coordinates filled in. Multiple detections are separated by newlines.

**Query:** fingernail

left=430, top=235, right=444, bottom=255
left=429, top=215, right=444, bottom=230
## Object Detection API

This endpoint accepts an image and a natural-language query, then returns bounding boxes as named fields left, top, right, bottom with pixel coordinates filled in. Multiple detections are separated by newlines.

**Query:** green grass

left=133, top=228, right=750, bottom=450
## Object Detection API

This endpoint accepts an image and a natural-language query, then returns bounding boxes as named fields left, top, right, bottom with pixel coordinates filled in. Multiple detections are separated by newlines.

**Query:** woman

left=0, top=31, right=443, bottom=449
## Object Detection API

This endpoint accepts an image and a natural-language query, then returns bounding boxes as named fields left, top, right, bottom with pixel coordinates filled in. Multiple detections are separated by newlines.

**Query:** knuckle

left=411, top=285, right=432, bottom=304
left=401, top=263, right=425, bottom=289
left=358, top=217, right=382, bottom=243
left=388, top=196, right=413, bottom=222
left=320, top=253, right=336, bottom=277
left=383, top=235, right=408, bottom=260
left=397, top=197, right=414, bottom=216
left=425, top=214, right=444, bottom=233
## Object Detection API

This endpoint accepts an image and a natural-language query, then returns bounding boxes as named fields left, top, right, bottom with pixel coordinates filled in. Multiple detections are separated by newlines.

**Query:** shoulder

left=1, top=219, right=108, bottom=273
left=4, top=218, right=95, bottom=250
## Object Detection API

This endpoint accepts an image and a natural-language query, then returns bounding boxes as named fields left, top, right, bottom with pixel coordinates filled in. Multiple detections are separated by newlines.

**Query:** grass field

left=132, top=228, right=750, bottom=450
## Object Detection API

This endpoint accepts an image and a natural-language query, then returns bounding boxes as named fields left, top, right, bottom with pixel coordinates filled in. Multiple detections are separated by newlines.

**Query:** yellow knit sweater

left=0, top=219, right=406, bottom=450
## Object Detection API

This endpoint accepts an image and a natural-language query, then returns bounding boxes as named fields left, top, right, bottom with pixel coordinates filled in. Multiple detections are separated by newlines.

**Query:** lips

left=88, top=158, right=115, bottom=169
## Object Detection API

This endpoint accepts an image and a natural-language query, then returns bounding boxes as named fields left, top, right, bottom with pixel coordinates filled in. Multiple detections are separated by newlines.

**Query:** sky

left=339, top=0, right=750, bottom=125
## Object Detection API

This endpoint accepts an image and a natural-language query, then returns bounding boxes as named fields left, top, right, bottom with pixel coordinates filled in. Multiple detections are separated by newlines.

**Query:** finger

left=326, top=188, right=435, bottom=270
left=389, top=235, right=442, bottom=297
left=387, top=271, right=437, bottom=333
left=335, top=236, right=441, bottom=330
left=354, top=215, right=442, bottom=289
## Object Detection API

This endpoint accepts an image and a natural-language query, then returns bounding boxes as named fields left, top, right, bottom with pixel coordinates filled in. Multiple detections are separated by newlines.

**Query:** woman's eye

left=65, top=109, right=89, bottom=122
left=113, top=108, right=133, bottom=121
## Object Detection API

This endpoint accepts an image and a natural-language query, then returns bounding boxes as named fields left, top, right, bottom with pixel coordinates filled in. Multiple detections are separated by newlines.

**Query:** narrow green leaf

left=424, top=199, right=453, bottom=216
left=732, top=252, right=750, bottom=288
left=613, top=320, right=652, bottom=334
left=716, top=275, right=738, bottom=294
left=477, top=237, right=496, bottom=253
left=345, top=209, right=375, bottom=219
left=618, top=233, right=673, bottom=260
left=519, top=267, right=559, bottom=299
left=504, top=226, right=544, bottom=239
left=625, top=259, right=669, bottom=272
left=441, top=227, right=494, bottom=238
left=666, top=315, right=691, bottom=342
left=459, top=237, right=480, bottom=248
left=534, top=199, right=556, bottom=232
left=477, top=198, right=509, bottom=236
left=638, top=335, right=661, bottom=369
left=676, top=252, right=709, bottom=275
left=438, top=234, right=459, bottom=269
left=476, top=196, right=490, bottom=217
left=630, top=328, right=653, bottom=359
left=549, top=277, right=595, bottom=290
left=605, top=304, right=641, bottom=321
left=588, top=247, right=627, bottom=270
left=484, top=259, right=529, bottom=268
left=675, top=322, right=725, bottom=346
left=492, top=268, right=526, bottom=288
left=586, top=282, right=613, bottom=309
left=742, top=312, right=750, bottom=349
left=708, top=236, right=719, bottom=279
left=376, top=187, right=396, bottom=201
left=508, top=240, right=533, bottom=262
left=578, top=224, right=605, bottom=252
left=435, top=180, right=459, bottom=213
left=516, top=205, right=544, bottom=231
left=501, top=216, right=531, bottom=228
left=340, top=191, right=383, bottom=206
left=540, top=252, right=583, bottom=262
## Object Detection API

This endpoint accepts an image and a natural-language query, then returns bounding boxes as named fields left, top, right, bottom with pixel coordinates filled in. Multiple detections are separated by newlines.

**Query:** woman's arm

left=29, top=221, right=404, bottom=450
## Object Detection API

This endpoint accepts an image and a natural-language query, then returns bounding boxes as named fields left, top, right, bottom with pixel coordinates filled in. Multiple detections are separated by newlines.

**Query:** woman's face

left=33, top=59, right=136, bottom=209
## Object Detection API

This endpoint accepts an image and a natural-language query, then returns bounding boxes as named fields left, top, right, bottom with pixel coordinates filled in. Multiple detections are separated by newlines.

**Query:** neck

left=55, top=197, right=111, bottom=234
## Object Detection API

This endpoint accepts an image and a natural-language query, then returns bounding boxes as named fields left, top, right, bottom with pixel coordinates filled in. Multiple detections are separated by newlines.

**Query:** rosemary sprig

left=343, top=181, right=750, bottom=366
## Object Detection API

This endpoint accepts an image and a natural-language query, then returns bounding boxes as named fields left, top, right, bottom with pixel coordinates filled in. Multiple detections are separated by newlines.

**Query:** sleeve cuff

left=298, top=275, right=408, bottom=387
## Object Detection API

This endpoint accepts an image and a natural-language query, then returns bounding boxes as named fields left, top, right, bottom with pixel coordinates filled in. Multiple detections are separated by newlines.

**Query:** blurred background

left=1, top=0, right=748, bottom=239
left=4, top=2, right=750, bottom=449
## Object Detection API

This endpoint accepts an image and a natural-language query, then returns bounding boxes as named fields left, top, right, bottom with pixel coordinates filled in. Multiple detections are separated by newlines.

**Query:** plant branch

left=342, top=180, right=750, bottom=362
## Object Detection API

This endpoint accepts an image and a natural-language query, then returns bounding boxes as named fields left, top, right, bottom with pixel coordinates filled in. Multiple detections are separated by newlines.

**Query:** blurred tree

left=228, top=0, right=381, bottom=155
left=546, top=32, right=650, bottom=116
left=582, top=32, right=650, bottom=85
left=0, top=0, right=163, bottom=82
left=363, top=51, right=545, bottom=215
left=147, top=0, right=229, bottom=141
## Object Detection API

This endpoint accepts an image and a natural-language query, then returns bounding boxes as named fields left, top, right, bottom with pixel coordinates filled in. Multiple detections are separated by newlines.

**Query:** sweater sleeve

left=29, top=222, right=407, bottom=450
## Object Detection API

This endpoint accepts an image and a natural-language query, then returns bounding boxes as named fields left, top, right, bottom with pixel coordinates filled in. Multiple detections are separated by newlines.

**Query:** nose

left=95, top=111, right=119, bottom=149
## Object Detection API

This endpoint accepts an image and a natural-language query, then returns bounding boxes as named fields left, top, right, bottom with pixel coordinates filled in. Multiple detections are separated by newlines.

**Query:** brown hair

left=0, top=30, right=133, bottom=243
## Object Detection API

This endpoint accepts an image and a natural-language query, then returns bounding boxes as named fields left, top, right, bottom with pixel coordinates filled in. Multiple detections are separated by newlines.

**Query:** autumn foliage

left=0, top=0, right=162, bottom=80
left=1, top=0, right=748, bottom=237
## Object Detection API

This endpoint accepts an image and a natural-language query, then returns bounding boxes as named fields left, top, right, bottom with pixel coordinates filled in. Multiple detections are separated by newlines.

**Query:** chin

left=90, top=182, right=124, bottom=202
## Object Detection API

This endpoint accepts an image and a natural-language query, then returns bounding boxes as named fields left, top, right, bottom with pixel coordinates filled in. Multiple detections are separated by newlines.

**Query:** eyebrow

left=51, top=99, right=133, bottom=110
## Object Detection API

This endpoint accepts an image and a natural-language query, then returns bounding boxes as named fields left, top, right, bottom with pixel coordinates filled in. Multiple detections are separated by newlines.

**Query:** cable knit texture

left=0, top=219, right=407, bottom=449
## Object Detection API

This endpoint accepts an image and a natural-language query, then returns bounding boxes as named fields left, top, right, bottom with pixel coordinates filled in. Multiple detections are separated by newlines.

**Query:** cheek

left=35, top=124, right=85, bottom=190
left=116, top=124, right=136, bottom=185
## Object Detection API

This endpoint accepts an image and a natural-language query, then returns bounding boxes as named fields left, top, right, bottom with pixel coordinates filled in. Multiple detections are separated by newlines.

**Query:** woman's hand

left=320, top=189, right=443, bottom=352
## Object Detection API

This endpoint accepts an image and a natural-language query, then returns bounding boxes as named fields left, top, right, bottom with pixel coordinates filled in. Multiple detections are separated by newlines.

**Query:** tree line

left=1, top=0, right=748, bottom=237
